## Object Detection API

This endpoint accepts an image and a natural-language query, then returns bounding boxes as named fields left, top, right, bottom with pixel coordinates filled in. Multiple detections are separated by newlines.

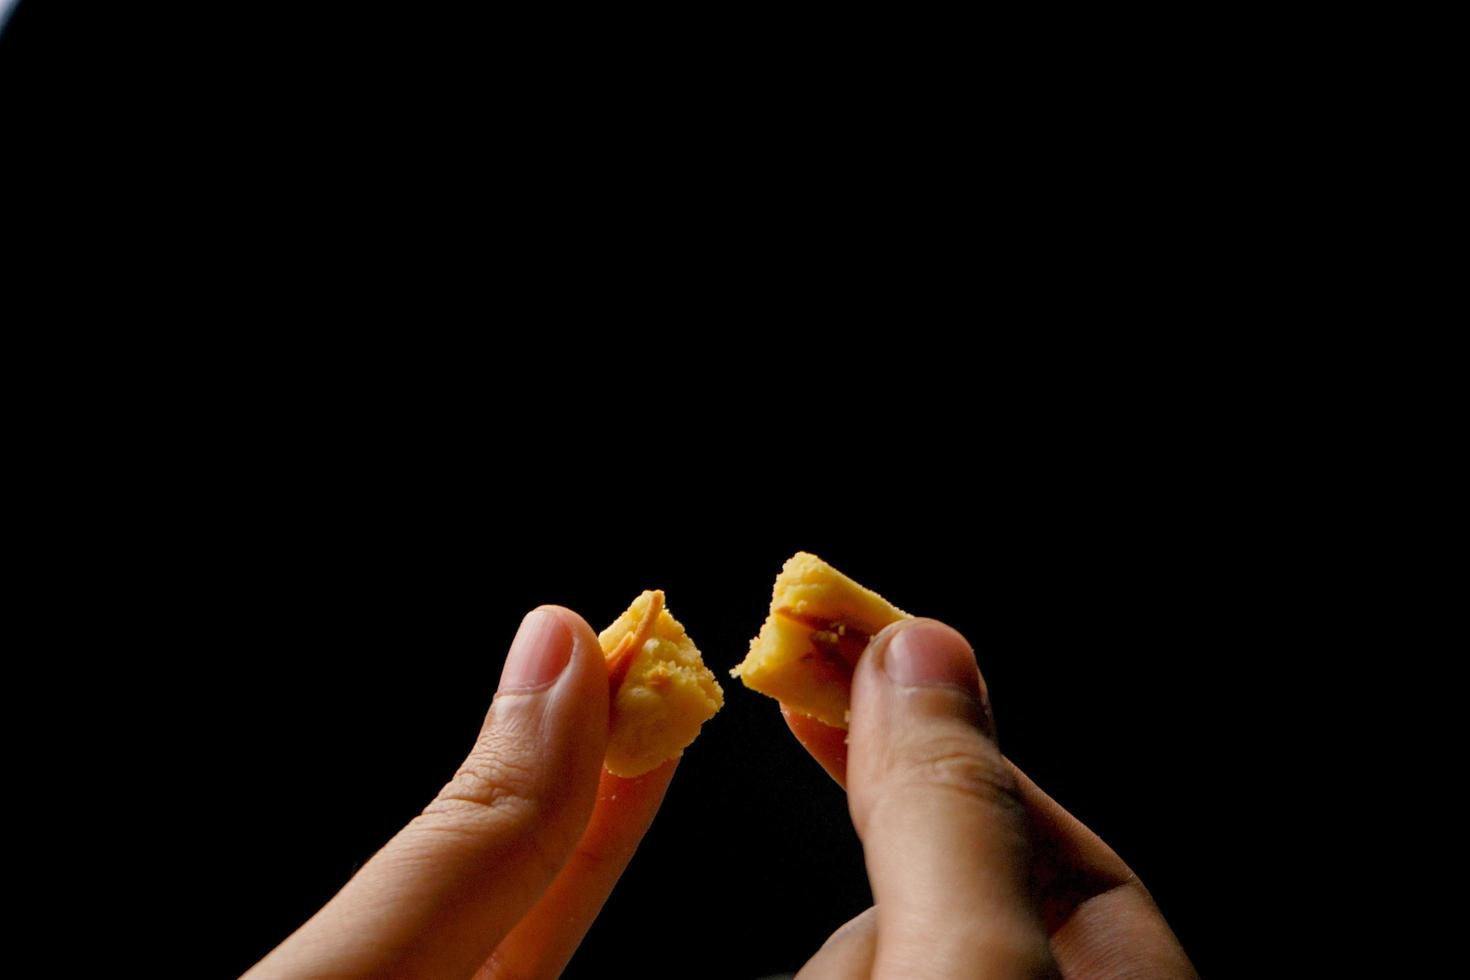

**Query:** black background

left=5, top=5, right=1287, bottom=976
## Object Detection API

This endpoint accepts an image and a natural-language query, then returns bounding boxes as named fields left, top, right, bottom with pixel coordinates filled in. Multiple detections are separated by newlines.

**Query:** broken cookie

left=731, top=552, right=910, bottom=728
left=599, top=590, right=723, bottom=777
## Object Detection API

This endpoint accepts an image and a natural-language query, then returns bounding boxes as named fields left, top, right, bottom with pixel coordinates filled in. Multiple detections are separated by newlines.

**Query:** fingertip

left=853, top=617, right=993, bottom=739
left=486, top=604, right=609, bottom=790
left=528, top=603, right=609, bottom=702
left=497, top=608, right=576, bottom=693
left=534, top=605, right=604, bottom=659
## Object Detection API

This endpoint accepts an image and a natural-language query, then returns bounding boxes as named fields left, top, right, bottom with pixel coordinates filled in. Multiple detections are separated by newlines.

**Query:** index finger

left=475, top=759, right=679, bottom=979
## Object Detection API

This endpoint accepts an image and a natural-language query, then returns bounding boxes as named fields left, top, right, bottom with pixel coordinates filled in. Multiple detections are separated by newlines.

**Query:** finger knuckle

left=419, top=730, right=541, bottom=830
left=898, top=735, right=1021, bottom=813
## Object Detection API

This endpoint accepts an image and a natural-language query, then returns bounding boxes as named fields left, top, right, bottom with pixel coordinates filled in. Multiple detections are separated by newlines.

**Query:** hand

left=782, top=619, right=1197, bottom=979
left=245, top=606, right=676, bottom=980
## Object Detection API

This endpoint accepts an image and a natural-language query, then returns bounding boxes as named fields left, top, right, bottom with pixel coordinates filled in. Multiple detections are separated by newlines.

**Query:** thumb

left=246, top=606, right=610, bottom=980
left=846, top=618, right=1057, bottom=979
left=426, top=604, right=610, bottom=871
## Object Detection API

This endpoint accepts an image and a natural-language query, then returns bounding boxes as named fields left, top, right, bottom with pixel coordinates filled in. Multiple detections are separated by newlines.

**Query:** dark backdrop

left=6, top=6, right=1274, bottom=976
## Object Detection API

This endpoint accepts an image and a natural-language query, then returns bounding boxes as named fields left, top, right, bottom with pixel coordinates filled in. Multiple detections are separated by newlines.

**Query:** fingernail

left=498, top=608, right=574, bottom=692
left=883, top=620, right=983, bottom=698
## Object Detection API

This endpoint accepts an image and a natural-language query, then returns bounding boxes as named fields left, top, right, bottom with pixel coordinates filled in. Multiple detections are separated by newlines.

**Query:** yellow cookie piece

left=731, top=552, right=910, bottom=728
left=599, top=590, right=723, bottom=777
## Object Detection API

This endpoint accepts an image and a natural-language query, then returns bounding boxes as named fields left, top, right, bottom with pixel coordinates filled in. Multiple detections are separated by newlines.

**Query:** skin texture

left=244, top=607, right=672, bottom=980
left=244, top=610, right=1196, bottom=980
left=785, top=620, right=1197, bottom=980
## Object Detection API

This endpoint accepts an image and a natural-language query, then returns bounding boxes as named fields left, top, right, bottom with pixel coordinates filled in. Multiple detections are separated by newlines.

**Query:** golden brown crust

left=597, top=590, right=722, bottom=777
left=733, top=553, right=911, bottom=728
left=605, top=589, right=663, bottom=696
